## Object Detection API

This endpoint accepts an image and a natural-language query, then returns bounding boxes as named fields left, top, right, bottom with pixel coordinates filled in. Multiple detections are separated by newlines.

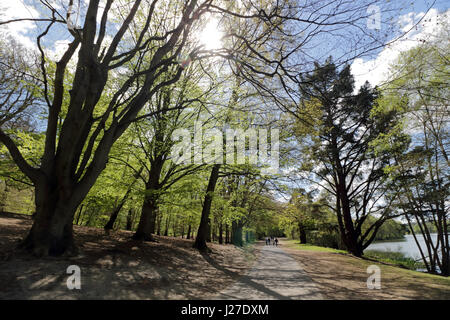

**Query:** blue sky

left=1, top=0, right=449, bottom=59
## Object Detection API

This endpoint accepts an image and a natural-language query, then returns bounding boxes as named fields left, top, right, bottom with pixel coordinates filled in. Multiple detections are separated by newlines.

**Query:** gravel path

left=214, top=243, right=323, bottom=300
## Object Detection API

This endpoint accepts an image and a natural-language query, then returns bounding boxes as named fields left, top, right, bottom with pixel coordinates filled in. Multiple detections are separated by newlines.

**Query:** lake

left=366, top=233, right=439, bottom=260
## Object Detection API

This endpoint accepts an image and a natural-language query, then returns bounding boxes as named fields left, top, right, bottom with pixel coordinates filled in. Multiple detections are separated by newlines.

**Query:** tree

left=103, top=165, right=142, bottom=232
left=128, top=71, right=206, bottom=241
left=292, top=59, right=405, bottom=256
left=381, top=33, right=449, bottom=275
left=0, top=0, right=212, bottom=256
left=0, top=0, right=418, bottom=256
left=285, top=190, right=317, bottom=244
left=194, top=164, right=221, bottom=250
left=0, top=35, right=41, bottom=129
left=0, top=35, right=43, bottom=203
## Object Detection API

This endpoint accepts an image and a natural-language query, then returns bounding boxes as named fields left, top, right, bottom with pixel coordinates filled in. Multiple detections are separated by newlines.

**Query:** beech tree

left=0, top=0, right=414, bottom=256
left=123, top=70, right=208, bottom=241
left=0, top=0, right=212, bottom=256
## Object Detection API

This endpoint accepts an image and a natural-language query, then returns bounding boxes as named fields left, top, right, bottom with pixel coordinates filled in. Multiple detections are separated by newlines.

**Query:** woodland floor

left=1, top=214, right=449, bottom=300
left=0, top=213, right=257, bottom=300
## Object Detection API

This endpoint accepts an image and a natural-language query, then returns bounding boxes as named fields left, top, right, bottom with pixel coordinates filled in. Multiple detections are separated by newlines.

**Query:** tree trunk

left=75, top=204, right=84, bottom=226
left=19, top=183, right=81, bottom=257
left=336, top=178, right=363, bottom=257
left=193, top=164, right=220, bottom=250
left=133, top=159, right=163, bottom=241
left=126, top=208, right=133, bottom=231
left=225, top=224, right=230, bottom=244
left=218, top=222, right=223, bottom=244
left=298, top=221, right=307, bottom=244
left=0, top=181, right=9, bottom=212
left=187, top=224, right=191, bottom=239
left=156, top=212, right=162, bottom=236
left=441, top=215, right=449, bottom=276
left=173, top=218, right=177, bottom=237
left=211, top=222, right=216, bottom=242
left=206, top=219, right=212, bottom=242
left=105, top=168, right=139, bottom=231
left=133, top=195, right=158, bottom=241
left=104, top=190, right=132, bottom=231
left=164, top=215, right=170, bottom=236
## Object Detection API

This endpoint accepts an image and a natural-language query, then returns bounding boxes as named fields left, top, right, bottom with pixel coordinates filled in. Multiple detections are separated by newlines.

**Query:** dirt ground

left=281, top=240, right=450, bottom=300
left=2, top=214, right=448, bottom=300
left=0, top=213, right=257, bottom=300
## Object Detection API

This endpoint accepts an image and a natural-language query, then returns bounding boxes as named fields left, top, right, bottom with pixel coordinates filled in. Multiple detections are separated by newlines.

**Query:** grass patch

left=364, top=250, right=425, bottom=270
left=283, top=239, right=450, bottom=296
left=282, top=239, right=347, bottom=253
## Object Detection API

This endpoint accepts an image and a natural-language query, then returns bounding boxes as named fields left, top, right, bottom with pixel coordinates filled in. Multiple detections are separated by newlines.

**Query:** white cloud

left=0, top=0, right=40, bottom=48
left=50, top=39, right=72, bottom=60
left=351, top=8, right=450, bottom=91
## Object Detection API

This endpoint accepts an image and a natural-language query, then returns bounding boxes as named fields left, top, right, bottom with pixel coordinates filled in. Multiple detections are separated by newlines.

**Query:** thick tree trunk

left=335, top=177, right=363, bottom=257
left=20, top=209, right=77, bottom=256
left=298, top=222, right=307, bottom=244
left=193, top=165, right=220, bottom=250
left=19, top=183, right=81, bottom=257
left=133, top=160, right=163, bottom=241
left=133, top=195, right=158, bottom=241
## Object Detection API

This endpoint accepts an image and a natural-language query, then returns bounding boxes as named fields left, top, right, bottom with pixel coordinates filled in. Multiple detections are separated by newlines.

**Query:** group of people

left=265, top=236, right=279, bottom=247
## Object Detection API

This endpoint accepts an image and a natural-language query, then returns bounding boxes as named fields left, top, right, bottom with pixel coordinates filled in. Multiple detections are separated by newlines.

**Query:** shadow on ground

left=0, top=214, right=255, bottom=300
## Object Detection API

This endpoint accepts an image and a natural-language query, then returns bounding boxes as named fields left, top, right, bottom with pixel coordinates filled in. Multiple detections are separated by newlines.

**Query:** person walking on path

left=274, top=238, right=279, bottom=247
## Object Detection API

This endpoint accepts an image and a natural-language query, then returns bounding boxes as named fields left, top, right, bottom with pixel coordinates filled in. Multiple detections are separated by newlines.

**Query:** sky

left=1, top=0, right=448, bottom=86
left=351, top=5, right=450, bottom=90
